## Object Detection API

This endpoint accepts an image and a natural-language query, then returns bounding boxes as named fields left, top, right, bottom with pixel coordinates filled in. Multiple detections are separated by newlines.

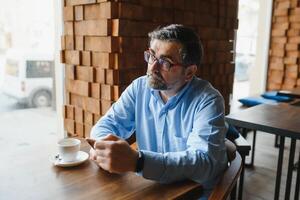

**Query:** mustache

left=146, top=72, right=164, bottom=81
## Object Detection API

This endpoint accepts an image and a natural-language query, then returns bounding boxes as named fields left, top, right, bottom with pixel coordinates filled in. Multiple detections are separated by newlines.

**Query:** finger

left=95, top=149, right=109, bottom=157
left=101, top=134, right=119, bottom=141
left=86, top=138, right=96, bottom=149
left=96, top=156, right=110, bottom=171
left=95, top=140, right=113, bottom=150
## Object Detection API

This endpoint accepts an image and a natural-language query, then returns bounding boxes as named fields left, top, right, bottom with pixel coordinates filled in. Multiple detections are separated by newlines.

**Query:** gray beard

left=146, top=73, right=168, bottom=90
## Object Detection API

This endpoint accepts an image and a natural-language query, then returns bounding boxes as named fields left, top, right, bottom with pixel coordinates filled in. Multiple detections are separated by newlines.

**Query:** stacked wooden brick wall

left=61, top=0, right=238, bottom=138
left=268, top=0, right=300, bottom=90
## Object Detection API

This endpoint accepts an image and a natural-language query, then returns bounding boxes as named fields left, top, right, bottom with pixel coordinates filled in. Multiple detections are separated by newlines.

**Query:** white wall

left=54, top=0, right=65, bottom=138
left=249, top=0, right=273, bottom=95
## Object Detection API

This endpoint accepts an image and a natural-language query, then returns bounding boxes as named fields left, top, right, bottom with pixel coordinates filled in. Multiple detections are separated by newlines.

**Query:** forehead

left=149, top=39, right=182, bottom=59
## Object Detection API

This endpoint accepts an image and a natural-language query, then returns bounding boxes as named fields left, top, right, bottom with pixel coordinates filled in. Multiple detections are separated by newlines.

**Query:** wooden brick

left=272, top=36, right=288, bottom=44
left=285, top=43, right=300, bottom=51
left=84, top=4, right=100, bottom=20
left=65, top=0, right=96, bottom=6
left=75, top=107, right=84, bottom=123
left=84, top=111, right=94, bottom=125
left=61, top=36, right=66, bottom=50
left=65, top=35, right=75, bottom=50
left=75, top=36, right=84, bottom=50
left=93, top=114, right=101, bottom=124
left=289, top=15, right=300, bottom=22
left=271, top=29, right=286, bottom=36
left=267, top=82, right=281, bottom=90
left=297, top=78, right=300, bottom=86
left=91, top=83, right=101, bottom=98
left=65, top=50, right=81, bottom=65
left=287, top=29, right=300, bottom=37
left=274, top=8, right=289, bottom=16
left=75, top=66, right=94, bottom=82
left=270, top=62, right=284, bottom=70
left=289, top=36, right=300, bottom=43
left=285, top=64, right=298, bottom=78
left=284, top=57, right=298, bottom=64
left=74, top=20, right=111, bottom=36
left=112, top=53, right=144, bottom=69
left=75, top=5, right=84, bottom=21
left=95, top=68, right=106, bottom=83
left=64, top=22, right=74, bottom=35
left=70, top=93, right=85, bottom=109
left=277, top=1, right=290, bottom=9
left=92, top=52, right=114, bottom=68
left=85, top=36, right=118, bottom=52
left=85, top=36, right=148, bottom=53
left=119, top=3, right=144, bottom=19
left=64, top=105, right=75, bottom=119
left=271, top=42, right=285, bottom=50
left=75, top=122, right=84, bottom=137
left=63, top=6, right=74, bottom=21
left=84, top=124, right=93, bottom=138
left=86, top=97, right=101, bottom=114
left=101, top=84, right=113, bottom=100
left=66, top=79, right=90, bottom=96
left=273, top=22, right=289, bottom=30
left=81, top=51, right=92, bottom=66
left=106, top=68, right=144, bottom=85
left=290, top=7, right=300, bottom=15
left=65, top=64, right=75, bottom=80
left=283, top=77, right=297, bottom=88
left=64, top=119, right=75, bottom=135
left=101, top=100, right=113, bottom=115
left=99, top=1, right=118, bottom=18
left=275, top=16, right=289, bottom=23
left=290, top=22, right=300, bottom=29
left=112, top=19, right=157, bottom=37
left=271, top=48, right=285, bottom=57
left=286, top=50, right=300, bottom=58
left=60, top=50, right=65, bottom=63
left=269, top=70, right=284, bottom=83
left=112, top=85, right=126, bottom=101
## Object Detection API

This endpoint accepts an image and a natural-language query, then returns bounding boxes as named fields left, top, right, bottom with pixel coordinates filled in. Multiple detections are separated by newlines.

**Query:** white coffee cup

left=58, top=138, right=81, bottom=162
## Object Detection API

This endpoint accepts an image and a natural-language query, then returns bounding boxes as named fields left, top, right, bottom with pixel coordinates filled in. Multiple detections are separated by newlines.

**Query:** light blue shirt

left=91, top=75, right=228, bottom=188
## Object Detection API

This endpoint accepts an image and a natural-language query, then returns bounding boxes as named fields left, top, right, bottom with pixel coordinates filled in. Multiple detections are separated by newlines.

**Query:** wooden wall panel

left=267, top=0, right=300, bottom=90
left=62, top=0, right=239, bottom=137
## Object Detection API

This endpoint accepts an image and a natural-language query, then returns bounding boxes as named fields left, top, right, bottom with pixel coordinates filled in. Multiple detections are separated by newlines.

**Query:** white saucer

left=50, top=151, right=89, bottom=167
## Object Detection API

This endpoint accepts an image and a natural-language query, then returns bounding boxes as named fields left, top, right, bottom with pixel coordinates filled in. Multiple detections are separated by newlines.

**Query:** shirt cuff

left=139, top=150, right=165, bottom=181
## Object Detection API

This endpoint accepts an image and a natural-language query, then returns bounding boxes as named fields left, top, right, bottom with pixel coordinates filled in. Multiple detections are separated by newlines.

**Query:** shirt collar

left=149, top=76, right=195, bottom=108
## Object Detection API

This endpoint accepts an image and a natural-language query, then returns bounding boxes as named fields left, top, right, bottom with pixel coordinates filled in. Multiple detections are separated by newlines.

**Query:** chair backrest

left=208, top=140, right=242, bottom=200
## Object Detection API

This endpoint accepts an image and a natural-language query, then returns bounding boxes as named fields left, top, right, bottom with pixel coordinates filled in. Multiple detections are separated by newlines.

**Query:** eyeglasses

left=144, top=50, right=183, bottom=71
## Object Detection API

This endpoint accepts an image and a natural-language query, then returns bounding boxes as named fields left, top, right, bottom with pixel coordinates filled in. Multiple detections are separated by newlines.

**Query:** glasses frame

left=144, top=50, right=184, bottom=72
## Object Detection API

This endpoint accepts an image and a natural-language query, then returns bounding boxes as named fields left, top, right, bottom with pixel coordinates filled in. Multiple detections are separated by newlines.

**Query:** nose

left=148, top=60, right=160, bottom=73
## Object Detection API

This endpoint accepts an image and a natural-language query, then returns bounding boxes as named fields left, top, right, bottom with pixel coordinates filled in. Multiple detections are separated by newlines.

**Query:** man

left=89, top=24, right=228, bottom=198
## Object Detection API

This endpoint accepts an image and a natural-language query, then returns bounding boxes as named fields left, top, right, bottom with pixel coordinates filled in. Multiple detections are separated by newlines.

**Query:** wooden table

left=225, top=104, right=300, bottom=200
left=0, top=139, right=202, bottom=200
left=278, top=87, right=300, bottom=98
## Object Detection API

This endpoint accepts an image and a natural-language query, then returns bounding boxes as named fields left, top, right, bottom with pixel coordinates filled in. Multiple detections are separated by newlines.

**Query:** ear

left=184, top=65, right=197, bottom=81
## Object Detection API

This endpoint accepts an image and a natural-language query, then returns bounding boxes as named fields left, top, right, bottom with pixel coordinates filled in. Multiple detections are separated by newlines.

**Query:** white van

left=1, top=51, right=54, bottom=107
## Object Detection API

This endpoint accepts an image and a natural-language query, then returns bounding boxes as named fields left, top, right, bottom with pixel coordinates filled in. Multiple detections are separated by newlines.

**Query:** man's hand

left=87, top=134, right=139, bottom=174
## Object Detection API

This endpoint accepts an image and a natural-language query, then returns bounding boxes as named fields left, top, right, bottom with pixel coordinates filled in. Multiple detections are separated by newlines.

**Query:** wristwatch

left=135, top=150, right=144, bottom=172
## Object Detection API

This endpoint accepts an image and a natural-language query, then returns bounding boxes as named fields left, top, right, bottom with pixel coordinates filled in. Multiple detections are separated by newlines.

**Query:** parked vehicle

left=1, top=50, right=54, bottom=107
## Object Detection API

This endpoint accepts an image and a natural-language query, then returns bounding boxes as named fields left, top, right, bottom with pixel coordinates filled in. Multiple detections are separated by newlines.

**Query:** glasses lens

left=160, top=59, right=171, bottom=71
left=144, top=51, right=150, bottom=63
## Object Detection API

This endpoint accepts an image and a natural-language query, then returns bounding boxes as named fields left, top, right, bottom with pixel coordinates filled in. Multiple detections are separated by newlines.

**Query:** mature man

left=89, top=24, right=228, bottom=198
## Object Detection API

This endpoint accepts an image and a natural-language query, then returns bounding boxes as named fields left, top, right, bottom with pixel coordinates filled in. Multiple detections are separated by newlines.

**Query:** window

left=26, top=60, right=53, bottom=78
